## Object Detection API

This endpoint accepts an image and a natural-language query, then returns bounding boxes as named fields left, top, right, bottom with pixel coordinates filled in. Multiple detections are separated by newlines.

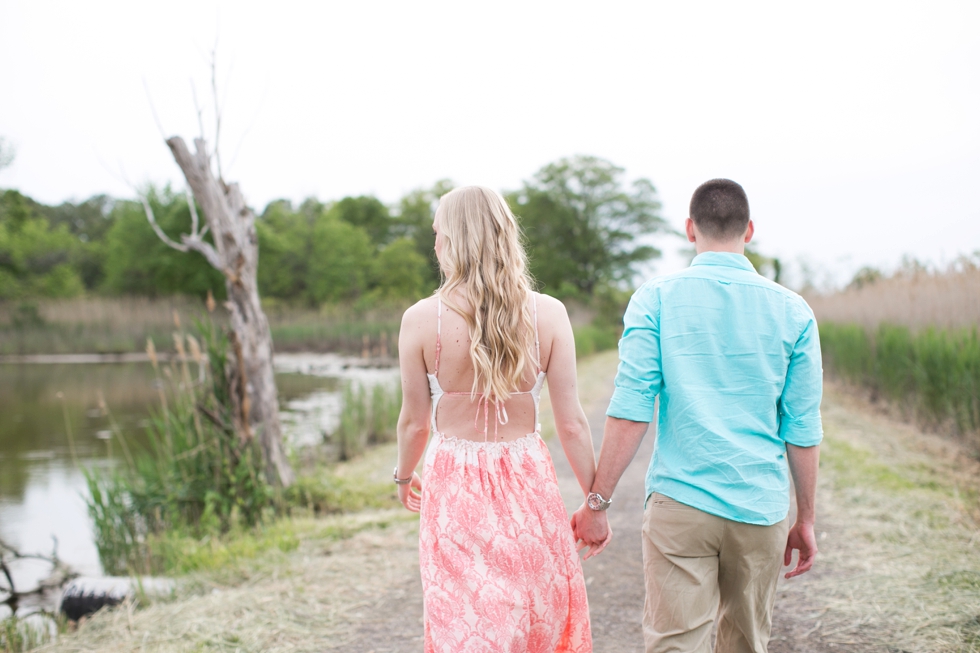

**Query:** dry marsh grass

left=0, top=297, right=402, bottom=356
left=806, top=258, right=980, bottom=331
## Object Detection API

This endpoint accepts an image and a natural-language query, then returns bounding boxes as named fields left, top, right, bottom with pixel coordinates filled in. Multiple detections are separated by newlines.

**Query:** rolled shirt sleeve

left=778, top=306, right=824, bottom=447
left=606, top=286, right=663, bottom=423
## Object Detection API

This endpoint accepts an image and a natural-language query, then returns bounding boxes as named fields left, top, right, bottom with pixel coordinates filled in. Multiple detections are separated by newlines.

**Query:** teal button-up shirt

left=606, top=252, right=823, bottom=525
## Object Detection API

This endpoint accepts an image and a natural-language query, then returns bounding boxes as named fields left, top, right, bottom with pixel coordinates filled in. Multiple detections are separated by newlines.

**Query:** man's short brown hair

left=689, top=179, right=750, bottom=240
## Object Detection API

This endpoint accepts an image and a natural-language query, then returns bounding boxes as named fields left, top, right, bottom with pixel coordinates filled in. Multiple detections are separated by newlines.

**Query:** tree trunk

left=165, top=136, right=294, bottom=487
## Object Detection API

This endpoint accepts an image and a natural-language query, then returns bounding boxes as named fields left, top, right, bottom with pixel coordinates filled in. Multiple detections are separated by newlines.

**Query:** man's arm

left=571, top=416, right=648, bottom=557
left=780, top=304, right=824, bottom=578
left=571, top=286, right=662, bottom=558
left=784, top=443, right=819, bottom=578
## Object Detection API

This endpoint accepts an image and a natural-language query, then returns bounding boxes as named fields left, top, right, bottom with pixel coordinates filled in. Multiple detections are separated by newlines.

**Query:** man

left=572, top=179, right=823, bottom=653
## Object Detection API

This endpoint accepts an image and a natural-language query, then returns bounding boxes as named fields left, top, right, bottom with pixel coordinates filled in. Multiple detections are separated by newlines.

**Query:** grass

left=1, top=615, right=63, bottom=653
left=0, top=297, right=404, bottom=356
left=331, top=381, right=402, bottom=462
left=806, top=255, right=980, bottom=331
left=0, top=296, right=623, bottom=358
left=820, top=322, right=980, bottom=439
left=771, top=381, right=980, bottom=652
left=32, top=507, right=419, bottom=653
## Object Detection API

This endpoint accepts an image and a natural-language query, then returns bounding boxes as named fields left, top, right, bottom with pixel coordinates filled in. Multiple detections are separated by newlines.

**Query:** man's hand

left=570, top=504, right=612, bottom=560
left=783, top=520, right=817, bottom=578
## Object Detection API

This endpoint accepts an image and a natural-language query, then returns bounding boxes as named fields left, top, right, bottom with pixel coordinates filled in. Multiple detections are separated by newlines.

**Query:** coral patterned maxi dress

left=419, top=297, right=592, bottom=653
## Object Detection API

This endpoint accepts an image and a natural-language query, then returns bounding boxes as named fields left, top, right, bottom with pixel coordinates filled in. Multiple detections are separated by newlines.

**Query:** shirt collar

left=690, top=251, right=757, bottom=272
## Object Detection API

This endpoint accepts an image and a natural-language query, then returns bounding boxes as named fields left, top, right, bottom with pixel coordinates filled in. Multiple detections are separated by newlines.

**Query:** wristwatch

left=587, top=492, right=612, bottom=511
left=393, top=467, right=413, bottom=485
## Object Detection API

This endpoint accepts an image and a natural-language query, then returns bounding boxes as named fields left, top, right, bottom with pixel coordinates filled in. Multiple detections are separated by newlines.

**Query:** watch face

left=588, top=493, right=604, bottom=510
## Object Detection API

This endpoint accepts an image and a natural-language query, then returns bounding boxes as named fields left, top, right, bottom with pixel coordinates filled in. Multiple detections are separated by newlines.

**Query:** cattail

left=206, top=290, right=216, bottom=313
left=146, top=338, right=159, bottom=371
left=186, top=335, right=203, bottom=364
left=173, top=333, right=187, bottom=361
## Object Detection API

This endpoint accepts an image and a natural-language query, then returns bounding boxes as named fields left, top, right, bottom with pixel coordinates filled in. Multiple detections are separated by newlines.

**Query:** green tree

left=256, top=199, right=316, bottom=301
left=507, top=156, right=668, bottom=296
left=0, top=190, right=85, bottom=299
left=35, top=195, right=115, bottom=289
left=306, top=213, right=374, bottom=303
left=393, top=179, right=453, bottom=287
left=330, top=195, right=392, bottom=247
left=102, top=187, right=225, bottom=298
left=744, top=244, right=783, bottom=284
left=368, top=237, right=431, bottom=301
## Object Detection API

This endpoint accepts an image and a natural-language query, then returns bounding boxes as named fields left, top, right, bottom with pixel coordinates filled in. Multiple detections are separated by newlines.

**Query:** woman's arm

left=395, top=303, right=432, bottom=512
left=540, top=296, right=597, bottom=498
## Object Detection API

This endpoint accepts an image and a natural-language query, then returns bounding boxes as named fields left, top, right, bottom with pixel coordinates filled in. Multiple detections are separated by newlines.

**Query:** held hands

left=783, top=520, right=817, bottom=578
left=570, top=503, right=612, bottom=560
left=398, top=472, right=423, bottom=513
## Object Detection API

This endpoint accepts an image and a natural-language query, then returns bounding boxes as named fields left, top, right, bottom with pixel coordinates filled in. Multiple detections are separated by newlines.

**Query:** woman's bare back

left=425, top=292, right=549, bottom=442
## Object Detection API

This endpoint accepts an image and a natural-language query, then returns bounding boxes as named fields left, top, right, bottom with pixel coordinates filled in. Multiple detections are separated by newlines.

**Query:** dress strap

left=434, top=295, right=443, bottom=377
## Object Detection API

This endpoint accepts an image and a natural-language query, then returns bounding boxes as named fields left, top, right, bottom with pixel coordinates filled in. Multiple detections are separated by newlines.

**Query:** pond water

left=0, top=354, right=398, bottom=616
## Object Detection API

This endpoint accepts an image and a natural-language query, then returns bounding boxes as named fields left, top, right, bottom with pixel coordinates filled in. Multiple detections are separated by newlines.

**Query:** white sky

left=1, top=1, right=978, bottom=288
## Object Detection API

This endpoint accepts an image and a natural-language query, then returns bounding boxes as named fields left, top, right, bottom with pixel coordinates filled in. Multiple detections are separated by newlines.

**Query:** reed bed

left=0, top=297, right=403, bottom=356
left=806, top=257, right=980, bottom=331
left=820, top=323, right=980, bottom=440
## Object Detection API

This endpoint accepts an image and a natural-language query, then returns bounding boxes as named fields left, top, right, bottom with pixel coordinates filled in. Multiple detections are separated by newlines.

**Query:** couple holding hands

left=394, top=179, right=823, bottom=653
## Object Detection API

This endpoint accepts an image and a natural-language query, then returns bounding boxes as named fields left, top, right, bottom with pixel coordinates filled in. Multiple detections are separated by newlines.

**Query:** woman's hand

left=398, top=472, right=423, bottom=512
left=571, top=503, right=613, bottom=560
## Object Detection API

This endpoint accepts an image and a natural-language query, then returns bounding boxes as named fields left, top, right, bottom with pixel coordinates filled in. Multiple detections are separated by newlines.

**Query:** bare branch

left=140, top=195, right=189, bottom=253
left=185, top=187, right=200, bottom=236
left=142, top=78, right=167, bottom=141
left=211, top=49, right=223, bottom=181
left=190, top=80, right=207, bottom=145
left=140, top=192, right=222, bottom=269
left=226, top=75, right=269, bottom=176
left=182, top=237, right=223, bottom=270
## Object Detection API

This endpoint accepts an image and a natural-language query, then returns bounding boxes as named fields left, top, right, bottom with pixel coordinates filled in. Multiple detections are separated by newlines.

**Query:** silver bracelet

left=393, top=467, right=413, bottom=485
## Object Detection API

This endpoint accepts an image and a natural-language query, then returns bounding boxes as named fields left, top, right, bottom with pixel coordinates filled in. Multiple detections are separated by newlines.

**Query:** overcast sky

left=1, top=1, right=978, bottom=288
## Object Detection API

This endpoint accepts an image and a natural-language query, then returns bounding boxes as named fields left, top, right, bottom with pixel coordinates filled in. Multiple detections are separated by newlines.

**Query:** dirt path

left=44, top=352, right=980, bottom=652
left=341, top=352, right=980, bottom=652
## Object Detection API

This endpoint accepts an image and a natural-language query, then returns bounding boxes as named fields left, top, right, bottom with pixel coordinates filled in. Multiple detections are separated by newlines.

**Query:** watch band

left=393, top=467, right=413, bottom=485
left=587, top=491, right=612, bottom=511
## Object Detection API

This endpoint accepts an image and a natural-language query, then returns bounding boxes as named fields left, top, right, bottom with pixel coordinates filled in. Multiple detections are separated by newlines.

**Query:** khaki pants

left=642, top=493, right=788, bottom=653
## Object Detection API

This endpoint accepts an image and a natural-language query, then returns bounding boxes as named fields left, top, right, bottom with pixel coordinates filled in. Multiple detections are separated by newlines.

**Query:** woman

left=394, top=186, right=607, bottom=653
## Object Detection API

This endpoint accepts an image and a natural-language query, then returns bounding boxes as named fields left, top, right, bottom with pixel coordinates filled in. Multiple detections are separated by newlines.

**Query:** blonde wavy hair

left=436, top=186, right=537, bottom=403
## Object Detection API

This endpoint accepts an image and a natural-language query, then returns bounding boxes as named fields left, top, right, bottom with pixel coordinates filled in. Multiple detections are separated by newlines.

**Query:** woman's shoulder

left=532, top=292, right=569, bottom=319
left=401, top=294, right=439, bottom=328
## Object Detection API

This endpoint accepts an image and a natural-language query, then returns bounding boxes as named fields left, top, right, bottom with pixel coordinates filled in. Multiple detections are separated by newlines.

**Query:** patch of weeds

left=0, top=613, right=64, bottom=652
left=145, top=519, right=302, bottom=576
left=912, top=508, right=952, bottom=529
left=823, top=437, right=922, bottom=492
left=285, top=471, right=398, bottom=516
left=314, top=514, right=407, bottom=542
left=935, top=570, right=980, bottom=591
left=958, top=615, right=980, bottom=651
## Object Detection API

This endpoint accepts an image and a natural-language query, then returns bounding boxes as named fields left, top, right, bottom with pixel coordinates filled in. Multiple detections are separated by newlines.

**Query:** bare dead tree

left=139, top=59, right=294, bottom=487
